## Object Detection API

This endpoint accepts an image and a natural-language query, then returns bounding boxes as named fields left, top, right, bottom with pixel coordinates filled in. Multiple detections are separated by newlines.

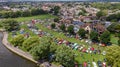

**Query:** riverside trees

left=10, top=35, right=25, bottom=47
left=10, top=35, right=75, bottom=67
left=1, top=19, right=20, bottom=32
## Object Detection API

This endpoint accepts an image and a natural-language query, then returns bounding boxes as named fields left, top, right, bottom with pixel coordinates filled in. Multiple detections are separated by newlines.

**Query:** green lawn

left=36, top=23, right=105, bottom=64
left=6, top=14, right=57, bottom=22
left=36, top=23, right=88, bottom=46
left=110, top=34, right=119, bottom=45
left=8, top=14, right=105, bottom=65
left=74, top=50, right=105, bottom=64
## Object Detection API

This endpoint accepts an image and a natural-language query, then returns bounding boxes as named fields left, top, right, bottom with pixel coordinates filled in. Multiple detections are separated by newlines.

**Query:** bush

left=100, top=31, right=110, bottom=44
left=59, top=24, right=66, bottom=32
left=51, top=23, right=56, bottom=29
left=55, top=45, right=75, bottom=67
left=78, top=28, right=86, bottom=38
left=2, top=19, right=20, bottom=32
left=10, top=35, right=25, bottom=47
left=22, top=36, right=40, bottom=51
left=67, top=25, right=74, bottom=35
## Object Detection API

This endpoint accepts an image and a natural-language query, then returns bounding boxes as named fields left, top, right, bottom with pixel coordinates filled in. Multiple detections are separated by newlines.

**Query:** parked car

left=97, top=60, right=102, bottom=67
left=79, top=64, right=82, bottom=67
left=87, top=62, right=91, bottom=67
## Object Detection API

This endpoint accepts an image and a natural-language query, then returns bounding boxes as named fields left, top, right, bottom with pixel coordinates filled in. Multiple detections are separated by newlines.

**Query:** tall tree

left=2, top=19, right=20, bottom=32
left=90, top=31, right=99, bottom=42
left=30, top=36, right=52, bottom=60
left=50, top=6, right=60, bottom=15
left=118, top=39, right=120, bottom=46
left=10, top=34, right=25, bottom=47
left=30, top=41, right=50, bottom=60
left=51, top=23, right=56, bottom=29
left=55, top=45, right=75, bottom=67
left=107, top=23, right=120, bottom=33
left=22, top=36, right=40, bottom=51
left=60, top=24, right=66, bottom=32
left=100, top=31, right=110, bottom=44
left=22, top=10, right=31, bottom=17
left=31, top=9, right=40, bottom=15
left=67, top=25, right=74, bottom=35
left=54, top=18, right=59, bottom=22
left=96, top=10, right=107, bottom=19
left=78, top=28, right=86, bottom=38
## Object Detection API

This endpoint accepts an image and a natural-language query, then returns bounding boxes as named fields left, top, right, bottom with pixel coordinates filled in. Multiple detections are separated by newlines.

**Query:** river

left=0, top=32, right=37, bottom=67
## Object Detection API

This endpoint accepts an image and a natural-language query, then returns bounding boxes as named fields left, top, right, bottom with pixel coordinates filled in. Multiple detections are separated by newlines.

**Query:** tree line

left=10, top=35, right=75, bottom=67
left=0, top=9, right=48, bottom=18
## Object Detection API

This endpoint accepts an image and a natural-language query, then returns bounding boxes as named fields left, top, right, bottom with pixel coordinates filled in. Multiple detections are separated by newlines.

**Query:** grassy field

left=110, top=34, right=119, bottom=45
left=6, top=14, right=57, bottom=22
left=74, top=51, right=105, bottom=64
left=36, top=23, right=88, bottom=45
left=36, top=23, right=105, bottom=64
left=8, top=14, right=105, bottom=65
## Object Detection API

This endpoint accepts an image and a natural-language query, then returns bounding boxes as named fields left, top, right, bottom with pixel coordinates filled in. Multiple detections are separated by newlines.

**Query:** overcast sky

left=5, top=0, right=120, bottom=2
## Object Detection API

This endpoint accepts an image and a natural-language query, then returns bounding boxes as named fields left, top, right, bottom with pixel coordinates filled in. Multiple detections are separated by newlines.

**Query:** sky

left=8, top=0, right=120, bottom=1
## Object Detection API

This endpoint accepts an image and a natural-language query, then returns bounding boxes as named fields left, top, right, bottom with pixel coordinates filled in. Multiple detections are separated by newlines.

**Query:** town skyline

left=0, top=0, right=120, bottom=2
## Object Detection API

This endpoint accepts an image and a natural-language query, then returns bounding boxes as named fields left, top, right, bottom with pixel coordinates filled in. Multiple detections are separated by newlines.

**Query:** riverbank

left=1, top=31, right=38, bottom=64
left=1, top=31, right=59, bottom=67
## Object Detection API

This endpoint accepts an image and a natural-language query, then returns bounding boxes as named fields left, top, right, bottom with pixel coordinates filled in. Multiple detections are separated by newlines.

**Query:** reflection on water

left=0, top=32, right=37, bottom=67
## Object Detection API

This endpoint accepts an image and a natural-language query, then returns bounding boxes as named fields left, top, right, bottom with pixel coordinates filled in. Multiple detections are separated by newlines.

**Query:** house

left=74, top=25, right=79, bottom=33
left=93, top=23, right=106, bottom=34
left=72, top=21, right=85, bottom=26
left=104, top=21, right=111, bottom=28
left=80, top=23, right=92, bottom=33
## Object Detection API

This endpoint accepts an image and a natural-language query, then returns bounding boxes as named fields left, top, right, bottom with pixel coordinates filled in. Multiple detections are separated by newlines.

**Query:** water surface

left=0, top=32, right=37, bottom=67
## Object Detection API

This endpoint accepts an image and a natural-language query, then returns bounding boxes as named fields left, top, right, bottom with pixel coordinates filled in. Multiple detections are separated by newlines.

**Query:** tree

left=22, top=36, right=40, bottom=51
left=118, top=33, right=120, bottom=38
left=54, top=18, right=59, bottom=22
left=51, top=23, right=56, bottom=29
left=50, top=42, right=58, bottom=54
left=59, top=24, right=66, bottom=32
left=118, top=39, right=120, bottom=46
left=118, top=33, right=120, bottom=46
left=78, top=11, right=85, bottom=16
left=106, top=45, right=120, bottom=67
left=15, top=11, right=22, bottom=17
left=22, top=10, right=31, bottom=17
left=106, top=13, right=120, bottom=22
left=90, top=31, right=99, bottom=42
left=30, top=41, right=50, bottom=60
left=100, top=31, right=110, bottom=44
left=107, top=23, right=120, bottom=33
left=30, top=36, right=52, bottom=60
left=50, top=6, right=60, bottom=15
left=9, top=11, right=16, bottom=18
left=10, top=34, right=25, bottom=47
left=67, top=25, right=74, bottom=35
left=2, top=12, right=10, bottom=18
left=78, top=28, right=86, bottom=38
left=31, top=9, right=40, bottom=16
left=81, top=8, right=87, bottom=13
left=96, top=10, right=107, bottom=18
left=55, top=45, right=75, bottom=67
left=2, top=19, right=20, bottom=32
